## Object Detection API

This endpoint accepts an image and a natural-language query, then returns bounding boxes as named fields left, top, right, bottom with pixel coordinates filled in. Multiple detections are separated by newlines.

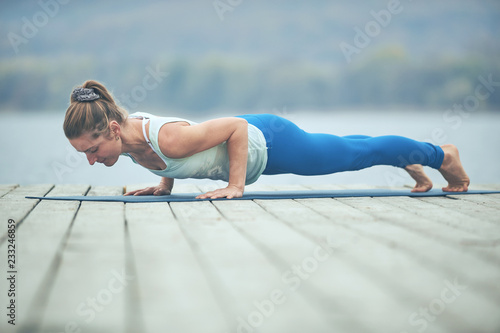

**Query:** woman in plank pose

left=64, top=80, right=470, bottom=199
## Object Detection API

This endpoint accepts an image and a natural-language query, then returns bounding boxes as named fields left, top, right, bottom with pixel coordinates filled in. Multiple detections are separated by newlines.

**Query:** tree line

left=1, top=52, right=499, bottom=113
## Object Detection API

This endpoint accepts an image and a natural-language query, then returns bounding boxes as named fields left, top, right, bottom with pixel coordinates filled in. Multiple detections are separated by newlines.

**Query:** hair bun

left=72, top=87, right=100, bottom=102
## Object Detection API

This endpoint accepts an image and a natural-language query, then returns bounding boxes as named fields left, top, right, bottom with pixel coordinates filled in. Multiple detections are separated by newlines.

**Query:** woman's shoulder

left=128, top=111, right=153, bottom=119
left=129, top=111, right=197, bottom=125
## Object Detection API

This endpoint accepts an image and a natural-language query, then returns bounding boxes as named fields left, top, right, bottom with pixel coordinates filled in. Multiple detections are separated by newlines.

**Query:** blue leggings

left=236, top=114, right=444, bottom=175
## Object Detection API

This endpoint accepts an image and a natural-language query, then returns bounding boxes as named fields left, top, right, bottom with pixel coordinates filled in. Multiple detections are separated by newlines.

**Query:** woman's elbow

left=235, top=117, right=248, bottom=132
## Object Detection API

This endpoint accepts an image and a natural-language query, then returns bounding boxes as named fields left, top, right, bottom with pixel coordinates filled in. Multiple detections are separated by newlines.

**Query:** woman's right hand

left=124, top=184, right=171, bottom=196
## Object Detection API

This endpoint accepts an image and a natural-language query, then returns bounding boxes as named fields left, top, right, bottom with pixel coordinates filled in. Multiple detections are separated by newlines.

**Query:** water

left=1, top=110, right=499, bottom=188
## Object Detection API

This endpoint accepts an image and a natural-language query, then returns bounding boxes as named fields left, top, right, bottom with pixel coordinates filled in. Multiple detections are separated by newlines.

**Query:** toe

left=442, top=185, right=468, bottom=192
left=412, top=185, right=430, bottom=193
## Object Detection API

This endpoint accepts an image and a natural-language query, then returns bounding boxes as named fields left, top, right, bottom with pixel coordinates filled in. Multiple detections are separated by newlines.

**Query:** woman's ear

left=109, top=120, right=121, bottom=136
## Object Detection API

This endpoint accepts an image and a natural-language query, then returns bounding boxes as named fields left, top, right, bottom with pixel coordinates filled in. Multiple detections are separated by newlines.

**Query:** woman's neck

left=120, top=118, right=149, bottom=155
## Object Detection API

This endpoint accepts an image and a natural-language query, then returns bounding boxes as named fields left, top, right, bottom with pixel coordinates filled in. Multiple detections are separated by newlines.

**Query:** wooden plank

left=0, top=184, right=18, bottom=198
left=170, top=200, right=332, bottom=333
left=215, top=198, right=386, bottom=332
left=0, top=185, right=50, bottom=333
left=0, top=185, right=87, bottom=332
left=244, top=183, right=278, bottom=191
left=252, top=197, right=455, bottom=332
left=373, top=196, right=500, bottom=263
left=417, top=196, right=500, bottom=224
left=448, top=184, right=500, bottom=209
left=125, top=202, right=228, bottom=333
left=172, top=182, right=202, bottom=193
left=125, top=182, right=201, bottom=195
left=373, top=196, right=499, bottom=237
left=262, top=184, right=312, bottom=191
left=335, top=183, right=380, bottom=189
left=293, top=196, right=500, bottom=332
left=123, top=183, right=155, bottom=194
left=0, top=184, right=55, bottom=251
left=0, top=184, right=54, bottom=240
left=86, top=185, right=123, bottom=196
left=328, top=196, right=500, bottom=331
left=301, top=183, right=346, bottom=190
left=0, top=184, right=54, bottom=201
left=5, top=185, right=90, bottom=332
left=335, top=196, right=500, bottom=278
left=446, top=193, right=500, bottom=210
left=39, top=186, right=127, bottom=333
left=3, top=182, right=499, bottom=333
left=305, top=183, right=500, bottom=261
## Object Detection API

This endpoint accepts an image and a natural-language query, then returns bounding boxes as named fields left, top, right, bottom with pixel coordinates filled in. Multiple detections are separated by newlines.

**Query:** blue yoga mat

left=25, top=189, right=500, bottom=203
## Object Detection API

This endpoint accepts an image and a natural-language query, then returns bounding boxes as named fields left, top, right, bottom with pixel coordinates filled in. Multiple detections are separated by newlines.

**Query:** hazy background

left=1, top=0, right=499, bottom=188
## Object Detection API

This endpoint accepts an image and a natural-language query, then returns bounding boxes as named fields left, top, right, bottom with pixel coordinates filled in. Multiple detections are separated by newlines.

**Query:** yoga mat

left=26, top=189, right=500, bottom=203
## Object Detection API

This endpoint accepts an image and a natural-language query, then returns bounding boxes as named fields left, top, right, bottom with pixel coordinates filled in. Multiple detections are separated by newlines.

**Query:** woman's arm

left=159, top=177, right=174, bottom=192
left=159, top=117, right=248, bottom=199
left=124, top=177, right=174, bottom=196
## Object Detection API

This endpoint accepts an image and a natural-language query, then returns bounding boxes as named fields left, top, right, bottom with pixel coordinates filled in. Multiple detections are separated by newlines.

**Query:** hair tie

left=72, top=87, right=100, bottom=102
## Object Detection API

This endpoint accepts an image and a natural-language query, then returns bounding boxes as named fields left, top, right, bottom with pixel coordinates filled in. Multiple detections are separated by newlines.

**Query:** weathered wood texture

left=0, top=183, right=499, bottom=333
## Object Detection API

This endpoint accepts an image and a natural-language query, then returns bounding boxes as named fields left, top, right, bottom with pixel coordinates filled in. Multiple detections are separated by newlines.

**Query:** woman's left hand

left=196, top=185, right=244, bottom=200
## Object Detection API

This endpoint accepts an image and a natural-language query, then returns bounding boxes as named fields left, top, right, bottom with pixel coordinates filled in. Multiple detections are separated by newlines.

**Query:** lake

left=1, top=110, right=499, bottom=189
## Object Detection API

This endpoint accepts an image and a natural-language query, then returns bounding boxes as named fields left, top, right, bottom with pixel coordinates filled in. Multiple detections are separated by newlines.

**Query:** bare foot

left=405, top=164, right=433, bottom=192
left=439, top=144, right=470, bottom=192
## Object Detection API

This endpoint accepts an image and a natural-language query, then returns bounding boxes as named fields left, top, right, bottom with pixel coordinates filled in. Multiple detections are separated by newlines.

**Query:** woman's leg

left=239, top=114, right=444, bottom=175
left=341, top=135, right=434, bottom=191
left=342, top=135, right=371, bottom=140
left=238, top=114, right=469, bottom=191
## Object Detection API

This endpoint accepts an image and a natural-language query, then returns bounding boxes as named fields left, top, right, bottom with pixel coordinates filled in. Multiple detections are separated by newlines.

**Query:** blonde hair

left=63, top=80, right=128, bottom=139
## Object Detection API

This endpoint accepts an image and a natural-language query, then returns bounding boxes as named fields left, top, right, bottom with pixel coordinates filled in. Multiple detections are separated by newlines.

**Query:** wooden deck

left=0, top=183, right=499, bottom=333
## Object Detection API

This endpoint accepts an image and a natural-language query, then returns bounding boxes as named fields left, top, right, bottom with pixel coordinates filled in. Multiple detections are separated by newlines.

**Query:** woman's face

left=69, top=131, right=121, bottom=167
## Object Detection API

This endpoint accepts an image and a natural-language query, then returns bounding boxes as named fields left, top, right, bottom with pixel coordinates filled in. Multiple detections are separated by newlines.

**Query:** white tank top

left=122, top=112, right=268, bottom=185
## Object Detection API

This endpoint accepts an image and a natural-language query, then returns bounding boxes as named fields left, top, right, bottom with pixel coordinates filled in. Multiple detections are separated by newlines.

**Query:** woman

left=64, top=80, right=470, bottom=199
